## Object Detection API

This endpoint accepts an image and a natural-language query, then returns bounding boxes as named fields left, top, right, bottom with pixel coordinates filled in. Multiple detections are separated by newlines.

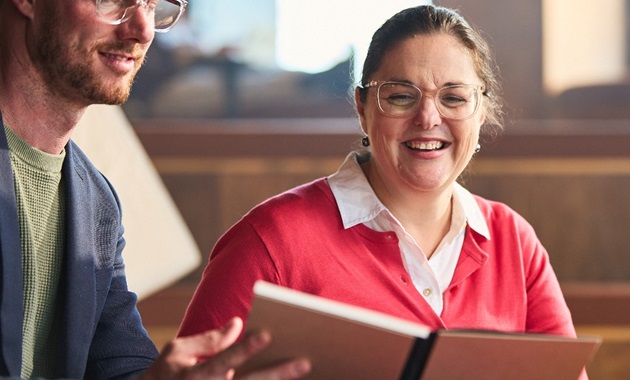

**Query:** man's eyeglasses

left=95, top=0, right=188, bottom=33
left=362, top=81, right=485, bottom=120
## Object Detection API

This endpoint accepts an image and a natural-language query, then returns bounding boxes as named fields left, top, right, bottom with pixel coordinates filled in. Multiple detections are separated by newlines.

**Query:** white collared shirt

left=327, top=152, right=491, bottom=315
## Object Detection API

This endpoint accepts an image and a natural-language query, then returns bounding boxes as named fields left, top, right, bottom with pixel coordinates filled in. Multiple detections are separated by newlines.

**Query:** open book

left=238, top=281, right=601, bottom=380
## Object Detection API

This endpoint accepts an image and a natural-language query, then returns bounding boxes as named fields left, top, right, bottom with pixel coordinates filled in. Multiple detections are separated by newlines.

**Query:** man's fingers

left=197, top=329, right=273, bottom=374
left=195, top=330, right=311, bottom=379
left=161, top=317, right=244, bottom=362
left=237, top=358, right=312, bottom=380
left=142, top=322, right=312, bottom=380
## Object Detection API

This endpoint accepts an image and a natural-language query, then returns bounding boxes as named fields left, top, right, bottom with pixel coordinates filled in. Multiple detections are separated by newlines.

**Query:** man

left=0, top=0, right=310, bottom=378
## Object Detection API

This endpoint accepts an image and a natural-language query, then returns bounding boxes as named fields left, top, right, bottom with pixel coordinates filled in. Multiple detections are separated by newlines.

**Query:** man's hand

left=139, top=317, right=311, bottom=379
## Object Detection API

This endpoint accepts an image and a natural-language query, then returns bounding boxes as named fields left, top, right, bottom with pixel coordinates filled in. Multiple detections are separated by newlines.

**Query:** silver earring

left=361, top=136, right=370, bottom=147
left=474, top=143, right=481, bottom=153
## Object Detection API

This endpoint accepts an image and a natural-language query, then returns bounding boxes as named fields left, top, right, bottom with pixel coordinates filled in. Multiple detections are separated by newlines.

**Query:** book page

left=238, top=281, right=432, bottom=379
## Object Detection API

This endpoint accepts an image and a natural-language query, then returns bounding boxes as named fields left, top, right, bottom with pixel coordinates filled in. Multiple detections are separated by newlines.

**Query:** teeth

left=407, top=141, right=444, bottom=151
left=105, top=53, right=131, bottom=61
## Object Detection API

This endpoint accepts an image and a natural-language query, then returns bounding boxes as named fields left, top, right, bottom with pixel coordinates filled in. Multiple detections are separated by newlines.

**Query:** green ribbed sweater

left=4, top=125, right=65, bottom=379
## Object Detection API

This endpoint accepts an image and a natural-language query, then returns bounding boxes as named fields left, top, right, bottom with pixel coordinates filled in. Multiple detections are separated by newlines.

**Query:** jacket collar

left=0, top=114, right=24, bottom=375
left=56, top=141, right=97, bottom=376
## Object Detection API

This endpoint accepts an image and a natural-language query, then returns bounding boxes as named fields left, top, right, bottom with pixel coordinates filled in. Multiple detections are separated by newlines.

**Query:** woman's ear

left=477, top=106, right=486, bottom=126
left=355, top=87, right=368, bottom=135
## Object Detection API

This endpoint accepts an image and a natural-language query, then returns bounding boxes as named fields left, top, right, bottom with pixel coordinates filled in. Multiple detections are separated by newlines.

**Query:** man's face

left=28, top=0, right=154, bottom=106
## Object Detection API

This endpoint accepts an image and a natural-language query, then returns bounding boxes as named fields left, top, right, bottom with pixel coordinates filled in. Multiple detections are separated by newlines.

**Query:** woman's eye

left=440, top=96, right=467, bottom=107
left=387, top=94, right=416, bottom=105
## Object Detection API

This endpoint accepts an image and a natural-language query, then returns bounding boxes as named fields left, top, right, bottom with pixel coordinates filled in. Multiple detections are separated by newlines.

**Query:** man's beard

left=31, top=13, right=144, bottom=106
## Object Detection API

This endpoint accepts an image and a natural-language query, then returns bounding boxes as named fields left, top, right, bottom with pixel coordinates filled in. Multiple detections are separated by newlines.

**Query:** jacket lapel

left=0, top=115, right=24, bottom=376
left=57, top=142, right=97, bottom=376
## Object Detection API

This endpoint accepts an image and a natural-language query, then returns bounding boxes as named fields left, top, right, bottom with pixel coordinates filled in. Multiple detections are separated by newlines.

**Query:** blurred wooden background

left=128, top=0, right=630, bottom=378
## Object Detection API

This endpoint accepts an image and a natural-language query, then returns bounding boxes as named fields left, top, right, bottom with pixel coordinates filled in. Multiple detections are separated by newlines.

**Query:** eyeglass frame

left=95, top=0, right=188, bottom=33
left=361, top=80, right=486, bottom=120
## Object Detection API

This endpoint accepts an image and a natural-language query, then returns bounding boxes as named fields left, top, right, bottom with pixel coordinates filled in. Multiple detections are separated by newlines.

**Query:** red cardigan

left=179, top=178, right=577, bottom=340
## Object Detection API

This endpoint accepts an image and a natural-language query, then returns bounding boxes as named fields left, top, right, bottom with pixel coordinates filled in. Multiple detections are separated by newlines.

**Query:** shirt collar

left=328, top=152, right=491, bottom=240
left=453, top=179, right=491, bottom=239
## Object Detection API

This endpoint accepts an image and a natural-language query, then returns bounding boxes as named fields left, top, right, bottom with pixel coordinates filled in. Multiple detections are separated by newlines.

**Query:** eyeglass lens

left=155, top=0, right=182, bottom=30
left=377, top=82, right=480, bottom=120
left=97, top=0, right=184, bottom=32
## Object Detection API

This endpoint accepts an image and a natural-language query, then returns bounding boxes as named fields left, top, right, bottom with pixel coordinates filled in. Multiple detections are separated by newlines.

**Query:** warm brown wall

left=437, top=0, right=547, bottom=118
left=135, top=118, right=361, bottom=284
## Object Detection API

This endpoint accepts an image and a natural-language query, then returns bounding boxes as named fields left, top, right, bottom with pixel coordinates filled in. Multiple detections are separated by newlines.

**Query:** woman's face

left=356, top=33, right=486, bottom=198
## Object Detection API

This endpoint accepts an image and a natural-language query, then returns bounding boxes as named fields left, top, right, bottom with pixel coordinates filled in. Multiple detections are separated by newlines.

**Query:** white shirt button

left=422, top=288, right=433, bottom=297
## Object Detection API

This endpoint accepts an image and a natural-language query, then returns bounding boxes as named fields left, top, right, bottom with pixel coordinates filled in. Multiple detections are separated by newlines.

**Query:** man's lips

left=100, top=51, right=138, bottom=63
left=99, top=50, right=141, bottom=73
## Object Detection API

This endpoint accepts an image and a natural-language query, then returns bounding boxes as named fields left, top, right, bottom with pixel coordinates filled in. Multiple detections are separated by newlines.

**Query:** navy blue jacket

left=0, top=114, right=158, bottom=379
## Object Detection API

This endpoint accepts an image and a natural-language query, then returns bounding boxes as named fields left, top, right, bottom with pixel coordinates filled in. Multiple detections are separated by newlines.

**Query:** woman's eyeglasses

left=362, top=81, right=485, bottom=120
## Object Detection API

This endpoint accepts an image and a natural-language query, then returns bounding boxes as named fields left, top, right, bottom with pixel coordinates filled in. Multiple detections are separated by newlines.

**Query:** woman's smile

left=404, top=140, right=447, bottom=151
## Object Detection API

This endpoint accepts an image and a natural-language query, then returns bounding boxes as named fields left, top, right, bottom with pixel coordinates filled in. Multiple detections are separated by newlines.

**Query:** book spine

left=398, top=332, right=437, bottom=380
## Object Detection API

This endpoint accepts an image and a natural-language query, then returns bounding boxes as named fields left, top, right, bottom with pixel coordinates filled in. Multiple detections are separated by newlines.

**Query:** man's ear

left=355, top=87, right=368, bottom=135
left=11, top=0, right=35, bottom=19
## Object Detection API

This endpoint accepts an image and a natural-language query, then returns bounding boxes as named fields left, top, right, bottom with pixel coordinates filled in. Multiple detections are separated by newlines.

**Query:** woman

left=179, top=4, right=581, bottom=372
